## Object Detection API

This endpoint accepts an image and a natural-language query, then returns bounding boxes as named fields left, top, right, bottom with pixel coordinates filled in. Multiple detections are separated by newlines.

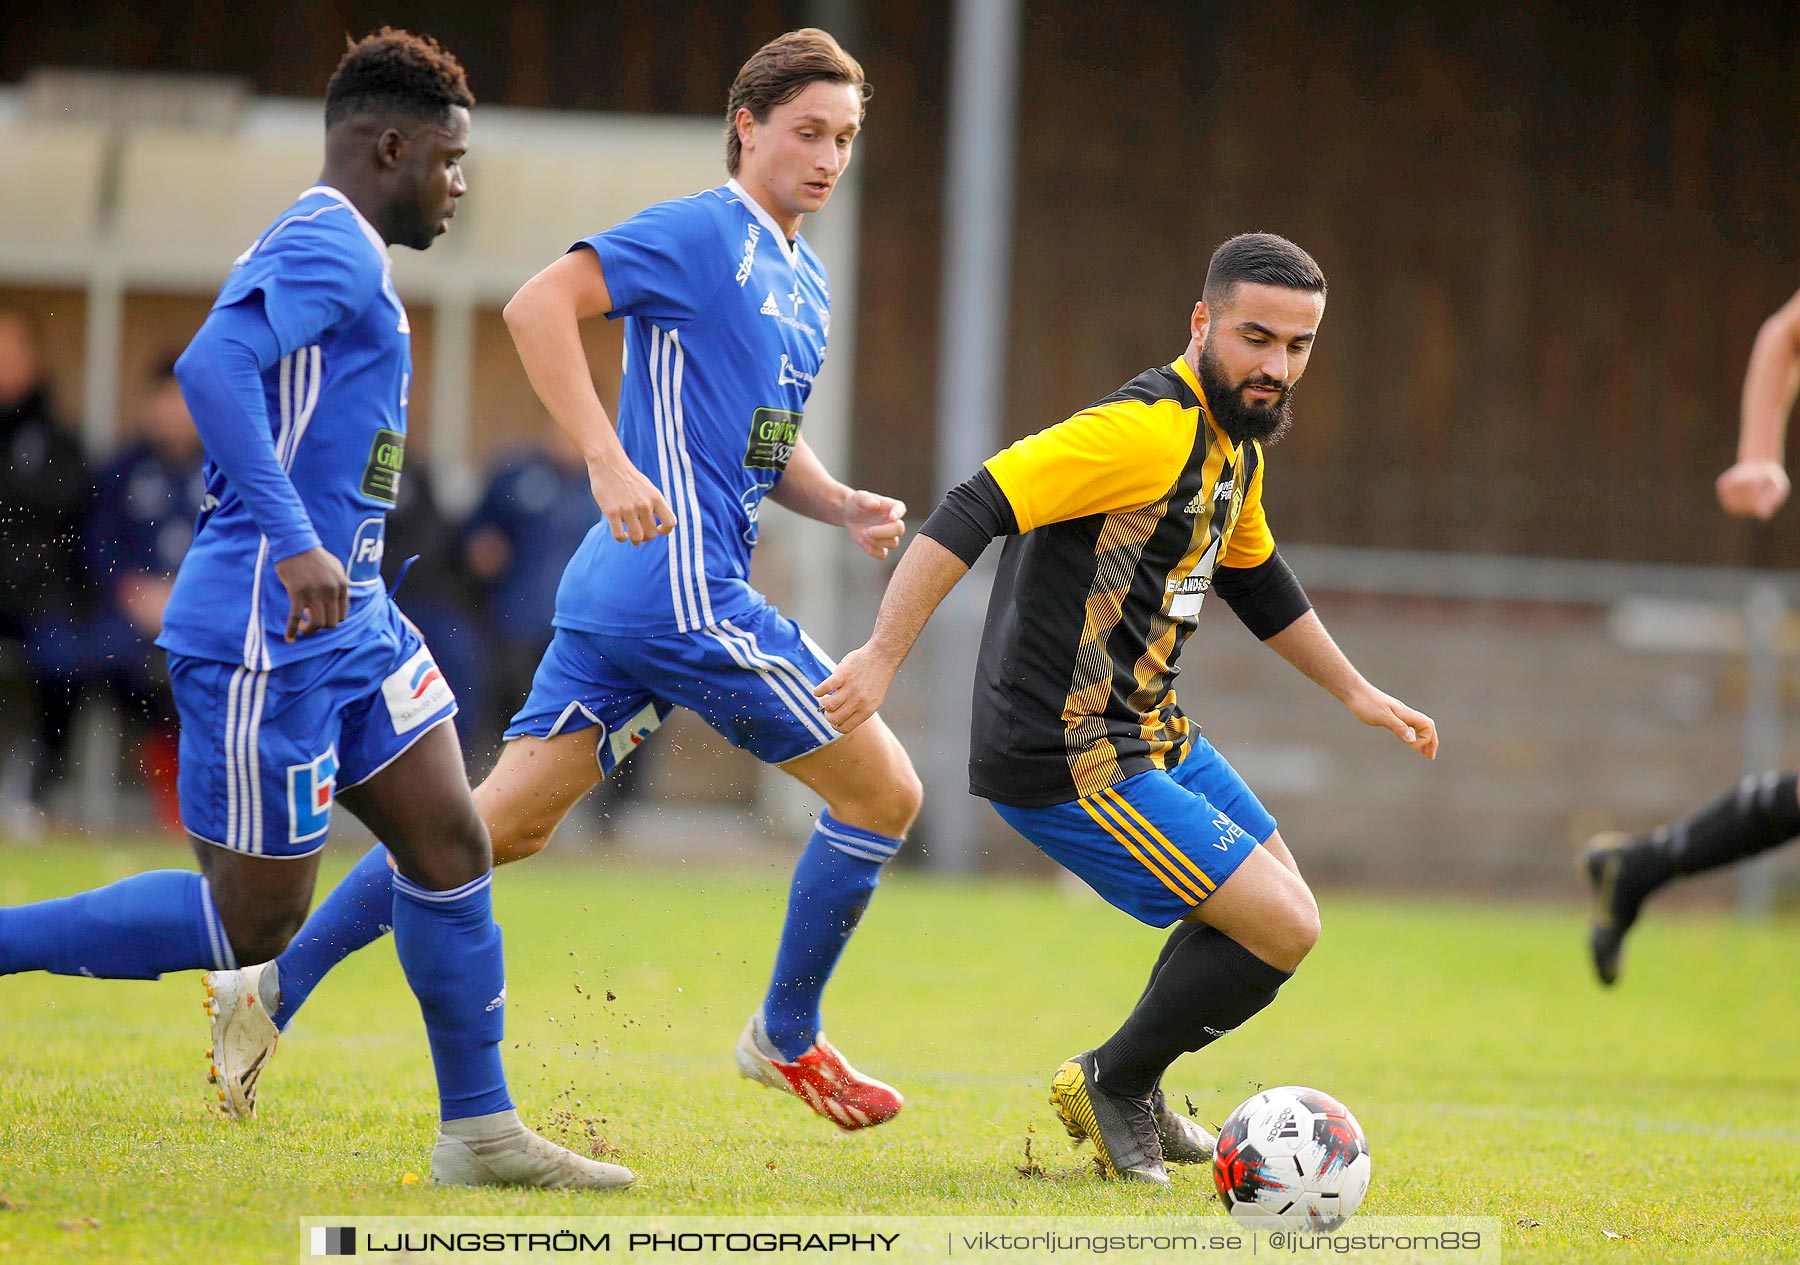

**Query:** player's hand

left=814, top=643, right=899, bottom=734
left=1345, top=686, right=1438, bottom=760
left=1716, top=460, right=1791, bottom=520
left=274, top=547, right=351, bottom=642
left=589, top=459, right=676, bottom=544
left=843, top=490, right=906, bottom=560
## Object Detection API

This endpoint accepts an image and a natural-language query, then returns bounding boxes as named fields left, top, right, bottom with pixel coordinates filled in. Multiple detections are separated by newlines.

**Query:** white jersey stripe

left=244, top=538, right=269, bottom=670
left=664, top=330, right=703, bottom=630
left=659, top=329, right=704, bottom=629
left=645, top=330, right=684, bottom=629
left=242, top=202, right=346, bottom=260
left=284, top=345, right=322, bottom=470
left=666, top=331, right=715, bottom=626
left=651, top=329, right=697, bottom=630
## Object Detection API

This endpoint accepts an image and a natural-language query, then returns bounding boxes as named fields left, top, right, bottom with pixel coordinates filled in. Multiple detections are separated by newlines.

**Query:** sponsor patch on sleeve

left=361, top=429, right=406, bottom=504
left=381, top=645, right=456, bottom=734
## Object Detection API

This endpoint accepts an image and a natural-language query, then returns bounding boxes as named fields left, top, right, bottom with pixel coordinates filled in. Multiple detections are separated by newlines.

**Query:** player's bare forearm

left=503, top=259, right=623, bottom=467
left=1737, top=294, right=1800, bottom=466
left=1262, top=611, right=1366, bottom=702
left=771, top=438, right=908, bottom=559
left=1718, top=294, right=1800, bottom=520
left=1262, top=610, right=1439, bottom=758
left=814, top=535, right=967, bottom=731
left=504, top=251, right=675, bottom=543
left=768, top=438, right=851, bottom=522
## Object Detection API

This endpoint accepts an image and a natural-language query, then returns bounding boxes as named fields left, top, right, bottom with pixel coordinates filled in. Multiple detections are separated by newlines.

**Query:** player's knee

left=883, top=760, right=925, bottom=834
left=220, top=902, right=307, bottom=967
left=1273, top=889, right=1321, bottom=969
left=836, top=751, right=923, bottom=838
left=401, top=809, right=493, bottom=890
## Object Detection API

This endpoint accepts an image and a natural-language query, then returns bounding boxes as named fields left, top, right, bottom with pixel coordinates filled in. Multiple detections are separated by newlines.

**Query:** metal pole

left=923, top=0, right=1022, bottom=872
left=1739, top=583, right=1784, bottom=917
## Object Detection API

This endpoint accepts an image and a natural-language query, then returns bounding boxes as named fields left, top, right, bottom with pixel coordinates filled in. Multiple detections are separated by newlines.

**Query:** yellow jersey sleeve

left=982, top=398, right=1195, bottom=533
left=1219, top=445, right=1275, bottom=568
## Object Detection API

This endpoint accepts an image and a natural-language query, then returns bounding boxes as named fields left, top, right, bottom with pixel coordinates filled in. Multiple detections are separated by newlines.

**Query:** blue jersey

left=553, top=180, right=831, bottom=635
left=159, top=186, right=412, bottom=669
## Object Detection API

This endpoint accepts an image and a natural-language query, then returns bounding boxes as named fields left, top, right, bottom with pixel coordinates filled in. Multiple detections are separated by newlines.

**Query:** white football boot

left=431, top=1109, right=636, bottom=1189
left=202, top=961, right=281, bottom=1120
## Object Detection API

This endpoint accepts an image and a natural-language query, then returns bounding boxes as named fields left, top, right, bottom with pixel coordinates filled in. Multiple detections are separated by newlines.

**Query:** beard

left=1197, top=341, right=1296, bottom=447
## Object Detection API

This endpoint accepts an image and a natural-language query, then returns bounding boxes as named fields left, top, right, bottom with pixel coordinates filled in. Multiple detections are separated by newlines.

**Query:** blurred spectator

left=462, top=440, right=650, bottom=822
left=74, top=354, right=205, bottom=832
left=0, top=307, right=91, bottom=823
left=463, top=440, right=598, bottom=739
left=382, top=460, right=486, bottom=756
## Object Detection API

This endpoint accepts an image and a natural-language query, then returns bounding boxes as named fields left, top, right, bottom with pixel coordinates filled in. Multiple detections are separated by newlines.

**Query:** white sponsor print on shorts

left=381, top=645, right=455, bottom=734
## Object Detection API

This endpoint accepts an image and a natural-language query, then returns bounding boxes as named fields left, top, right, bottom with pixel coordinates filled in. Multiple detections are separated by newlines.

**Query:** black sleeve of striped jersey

left=918, top=468, right=1020, bottom=566
left=1212, top=550, right=1312, bottom=641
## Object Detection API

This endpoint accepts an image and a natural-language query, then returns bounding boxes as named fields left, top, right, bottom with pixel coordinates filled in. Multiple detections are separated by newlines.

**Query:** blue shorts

left=169, top=602, right=458, bottom=857
left=992, top=736, right=1276, bottom=927
left=507, top=604, right=839, bottom=771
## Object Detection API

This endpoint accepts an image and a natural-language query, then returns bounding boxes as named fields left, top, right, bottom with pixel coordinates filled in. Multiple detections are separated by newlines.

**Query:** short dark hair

left=724, top=28, right=869, bottom=175
left=324, top=27, right=474, bottom=128
left=1202, top=233, right=1326, bottom=309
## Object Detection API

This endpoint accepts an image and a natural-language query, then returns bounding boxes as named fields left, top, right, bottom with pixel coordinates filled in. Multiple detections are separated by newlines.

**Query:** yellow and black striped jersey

left=969, top=356, right=1273, bottom=807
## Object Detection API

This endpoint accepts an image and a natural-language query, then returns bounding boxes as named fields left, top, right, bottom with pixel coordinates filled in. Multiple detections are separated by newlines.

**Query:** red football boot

left=733, top=1012, right=904, bottom=1130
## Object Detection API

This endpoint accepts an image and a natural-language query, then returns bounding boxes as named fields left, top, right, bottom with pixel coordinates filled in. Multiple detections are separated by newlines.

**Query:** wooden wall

left=1000, top=1, right=1800, bottom=569
left=10, top=1, right=1800, bottom=566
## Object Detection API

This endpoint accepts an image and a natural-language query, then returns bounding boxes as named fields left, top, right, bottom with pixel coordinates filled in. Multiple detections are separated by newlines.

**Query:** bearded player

left=815, top=233, right=1440, bottom=1183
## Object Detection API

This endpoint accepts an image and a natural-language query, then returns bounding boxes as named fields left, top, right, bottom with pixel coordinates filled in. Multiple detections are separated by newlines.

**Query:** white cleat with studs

left=202, top=961, right=280, bottom=1120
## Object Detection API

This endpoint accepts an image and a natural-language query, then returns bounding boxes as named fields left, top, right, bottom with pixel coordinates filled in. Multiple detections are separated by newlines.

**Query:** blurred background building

left=4, top=0, right=1800, bottom=905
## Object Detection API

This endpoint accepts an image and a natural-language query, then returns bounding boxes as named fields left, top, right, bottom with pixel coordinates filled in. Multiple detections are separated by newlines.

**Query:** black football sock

left=1618, top=772, right=1800, bottom=903
left=1092, top=925, right=1293, bottom=1100
left=1138, top=920, right=1207, bottom=1004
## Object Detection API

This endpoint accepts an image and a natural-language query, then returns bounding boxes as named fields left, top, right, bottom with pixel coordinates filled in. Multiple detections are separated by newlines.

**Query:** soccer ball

left=1212, top=1086, right=1371, bottom=1231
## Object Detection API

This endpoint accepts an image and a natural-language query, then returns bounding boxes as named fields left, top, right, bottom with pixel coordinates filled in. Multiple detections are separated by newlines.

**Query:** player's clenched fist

left=274, top=546, right=351, bottom=642
left=1716, top=460, right=1790, bottom=521
left=588, top=459, right=676, bottom=544
left=814, top=644, right=899, bottom=733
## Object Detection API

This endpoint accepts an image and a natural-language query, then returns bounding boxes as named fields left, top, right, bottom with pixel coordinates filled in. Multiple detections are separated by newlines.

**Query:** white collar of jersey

left=726, top=177, right=798, bottom=263
left=300, top=185, right=393, bottom=267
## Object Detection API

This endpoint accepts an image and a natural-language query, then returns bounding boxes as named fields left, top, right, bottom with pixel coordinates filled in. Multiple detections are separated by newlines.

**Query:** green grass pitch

left=0, top=841, right=1796, bottom=1263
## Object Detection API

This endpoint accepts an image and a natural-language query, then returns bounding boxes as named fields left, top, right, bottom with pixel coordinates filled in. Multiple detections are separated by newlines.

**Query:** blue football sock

left=271, top=843, right=395, bottom=1030
left=762, top=812, right=901, bottom=1061
left=391, top=870, right=514, bottom=1122
left=0, top=870, right=235, bottom=979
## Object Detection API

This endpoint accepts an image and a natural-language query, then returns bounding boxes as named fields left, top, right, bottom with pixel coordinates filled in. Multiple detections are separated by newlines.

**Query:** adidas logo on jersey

left=761, top=291, right=781, bottom=316
left=1185, top=479, right=1235, bottom=514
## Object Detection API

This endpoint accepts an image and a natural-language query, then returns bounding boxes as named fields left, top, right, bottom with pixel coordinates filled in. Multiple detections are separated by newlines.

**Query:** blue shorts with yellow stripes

left=991, top=737, right=1276, bottom=927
